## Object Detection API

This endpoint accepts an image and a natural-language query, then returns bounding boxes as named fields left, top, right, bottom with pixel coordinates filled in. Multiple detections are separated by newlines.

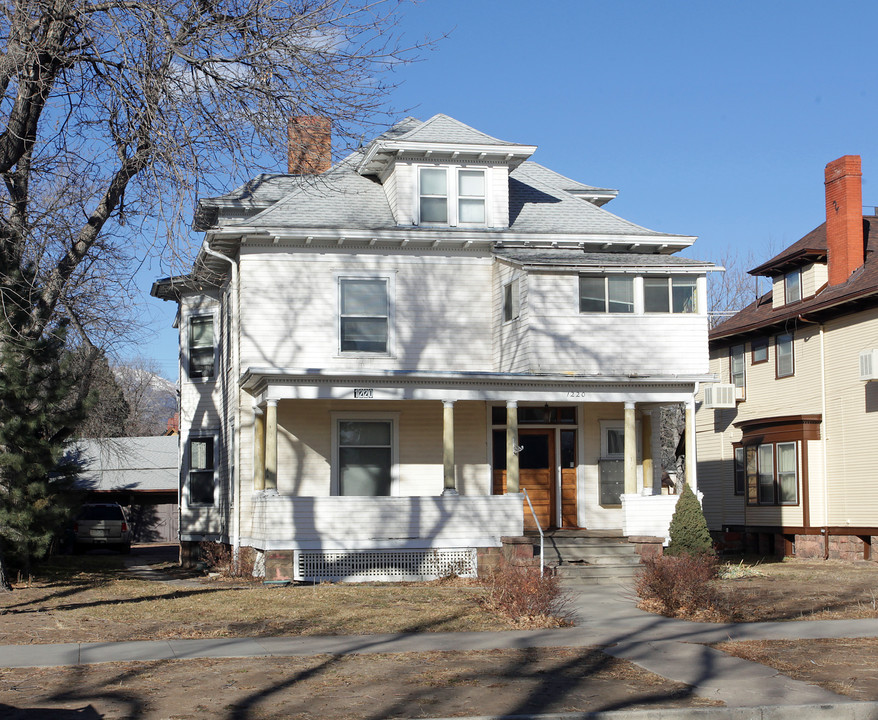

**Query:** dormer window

left=417, top=166, right=486, bottom=227
left=785, top=269, right=801, bottom=303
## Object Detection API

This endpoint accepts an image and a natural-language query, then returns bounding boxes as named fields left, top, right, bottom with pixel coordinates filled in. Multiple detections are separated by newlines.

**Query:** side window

left=751, top=338, right=768, bottom=364
left=503, top=278, right=520, bottom=322
left=339, top=278, right=389, bottom=354
left=579, top=276, right=634, bottom=314
left=335, top=418, right=395, bottom=496
left=457, top=169, right=485, bottom=225
left=785, top=270, right=802, bottom=304
left=733, top=446, right=745, bottom=495
left=188, top=436, right=215, bottom=505
left=188, top=315, right=215, bottom=380
left=644, top=277, right=697, bottom=313
left=419, top=167, right=448, bottom=224
left=730, top=344, right=746, bottom=398
left=776, top=333, right=794, bottom=378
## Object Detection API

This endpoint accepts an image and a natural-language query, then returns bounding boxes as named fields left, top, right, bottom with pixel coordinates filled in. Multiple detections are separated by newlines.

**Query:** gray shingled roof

left=393, top=114, right=529, bottom=147
left=493, top=248, right=714, bottom=268
left=515, top=161, right=617, bottom=198
left=73, top=437, right=178, bottom=492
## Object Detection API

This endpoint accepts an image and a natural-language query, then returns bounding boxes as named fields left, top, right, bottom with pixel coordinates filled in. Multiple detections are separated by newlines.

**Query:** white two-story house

left=153, top=114, right=715, bottom=580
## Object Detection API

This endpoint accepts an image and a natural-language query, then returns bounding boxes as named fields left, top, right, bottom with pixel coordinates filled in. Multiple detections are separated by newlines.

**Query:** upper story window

left=644, top=276, right=697, bottom=313
left=776, top=332, right=794, bottom=378
left=785, top=269, right=802, bottom=304
left=188, top=315, right=215, bottom=380
left=503, top=278, right=520, bottom=322
left=751, top=337, right=768, bottom=364
left=339, top=277, right=389, bottom=354
left=417, top=166, right=486, bottom=226
left=730, top=344, right=746, bottom=399
left=579, top=276, right=634, bottom=314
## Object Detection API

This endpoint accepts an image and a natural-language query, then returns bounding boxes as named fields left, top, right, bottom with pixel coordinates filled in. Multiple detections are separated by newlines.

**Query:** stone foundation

left=794, top=534, right=876, bottom=561
left=628, top=535, right=664, bottom=560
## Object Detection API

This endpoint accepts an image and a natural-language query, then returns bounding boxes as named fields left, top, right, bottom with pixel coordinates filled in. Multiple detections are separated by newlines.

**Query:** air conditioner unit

left=703, top=383, right=736, bottom=408
left=859, top=349, right=878, bottom=381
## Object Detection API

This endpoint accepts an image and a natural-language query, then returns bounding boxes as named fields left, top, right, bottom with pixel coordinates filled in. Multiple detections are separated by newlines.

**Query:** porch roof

left=240, top=367, right=714, bottom=404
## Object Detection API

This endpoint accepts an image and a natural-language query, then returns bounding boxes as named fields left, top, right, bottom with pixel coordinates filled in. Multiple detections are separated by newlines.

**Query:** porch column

left=641, top=410, right=653, bottom=494
left=254, top=405, right=266, bottom=491
left=442, top=400, right=458, bottom=495
left=624, top=402, right=637, bottom=495
left=506, top=401, right=519, bottom=493
left=685, top=398, right=697, bottom=491
left=265, top=399, right=278, bottom=491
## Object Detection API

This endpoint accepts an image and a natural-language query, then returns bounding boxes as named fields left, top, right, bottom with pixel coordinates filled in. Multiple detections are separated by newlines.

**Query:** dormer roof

left=357, top=113, right=537, bottom=176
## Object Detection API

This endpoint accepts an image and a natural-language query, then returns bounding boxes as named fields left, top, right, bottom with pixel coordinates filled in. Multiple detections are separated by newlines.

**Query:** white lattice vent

left=296, top=548, right=477, bottom=582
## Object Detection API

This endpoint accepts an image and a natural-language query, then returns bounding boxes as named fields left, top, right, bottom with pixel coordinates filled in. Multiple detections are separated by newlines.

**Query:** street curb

left=419, top=701, right=878, bottom=719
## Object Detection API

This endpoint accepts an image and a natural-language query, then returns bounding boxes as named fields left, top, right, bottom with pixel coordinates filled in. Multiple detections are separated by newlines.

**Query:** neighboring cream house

left=697, top=155, right=878, bottom=560
left=153, top=114, right=715, bottom=580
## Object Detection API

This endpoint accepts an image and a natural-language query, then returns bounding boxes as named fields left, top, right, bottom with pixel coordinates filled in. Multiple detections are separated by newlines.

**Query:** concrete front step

left=543, top=545, right=638, bottom=560
left=547, top=554, right=642, bottom=567
left=552, top=563, right=642, bottom=579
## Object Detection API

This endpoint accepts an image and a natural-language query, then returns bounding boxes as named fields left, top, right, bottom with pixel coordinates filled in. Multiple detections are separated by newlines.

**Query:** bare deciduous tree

left=707, top=249, right=769, bottom=328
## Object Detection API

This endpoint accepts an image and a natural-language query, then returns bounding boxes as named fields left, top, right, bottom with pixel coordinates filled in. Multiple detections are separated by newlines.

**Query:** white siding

left=492, top=262, right=531, bottom=372
left=489, top=165, right=509, bottom=228
left=526, top=273, right=709, bottom=375
left=239, top=248, right=494, bottom=372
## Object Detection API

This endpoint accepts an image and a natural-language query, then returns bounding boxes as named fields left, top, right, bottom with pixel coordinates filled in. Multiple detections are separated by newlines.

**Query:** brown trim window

left=785, top=269, right=802, bottom=304
left=751, top=337, right=768, bottom=365
left=730, top=344, right=745, bottom=399
left=776, top=332, right=794, bottom=378
left=742, top=441, right=798, bottom=506
left=733, top=446, right=745, bottom=495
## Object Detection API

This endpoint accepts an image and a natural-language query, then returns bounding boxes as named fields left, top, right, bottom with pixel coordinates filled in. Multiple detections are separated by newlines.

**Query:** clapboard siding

left=526, top=273, right=709, bottom=375
left=239, top=249, right=494, bottom=371
left=248, top=494, right=524, bottom=549
left=492, top=262, right=531, bottom=372
left=489, top=165, right=509, bottom=228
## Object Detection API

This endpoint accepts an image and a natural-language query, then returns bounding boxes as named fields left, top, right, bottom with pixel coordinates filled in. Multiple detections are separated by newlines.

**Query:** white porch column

left=254, top=405, right=266, bottom=491
left=442, top=400, right=458, bottom=495
left=685, top=398, right=697, bottom=491
left=642, top=410, right=654, bottom=494
left=506, top=401, right=519, bottom=494
left=265, top=399, right=278, bottom=491
left=624, top=402, right=637, bottom=495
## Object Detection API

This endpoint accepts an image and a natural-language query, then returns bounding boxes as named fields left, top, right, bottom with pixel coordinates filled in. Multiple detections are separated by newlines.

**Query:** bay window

left=742, top=440, right=798, bottom=506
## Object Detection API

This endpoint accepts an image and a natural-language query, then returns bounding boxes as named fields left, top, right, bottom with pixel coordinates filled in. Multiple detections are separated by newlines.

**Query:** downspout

left=800, top=314, right=829, bottom=559
left=202, top=241, right=241, bottom=566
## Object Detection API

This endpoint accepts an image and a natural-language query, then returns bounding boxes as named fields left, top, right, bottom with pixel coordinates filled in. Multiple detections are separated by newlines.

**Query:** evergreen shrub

left=667, top=483, right=715, bottom=557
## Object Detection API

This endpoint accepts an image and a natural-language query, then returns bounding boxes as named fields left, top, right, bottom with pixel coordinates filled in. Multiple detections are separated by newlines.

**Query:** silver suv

left=73, top=503, right=132, bottom=554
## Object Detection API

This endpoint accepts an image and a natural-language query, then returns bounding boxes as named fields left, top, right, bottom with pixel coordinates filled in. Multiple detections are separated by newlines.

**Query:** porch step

left=553, top=563, right=642, bottom=584
left=529, top=531, right=645, bottom=584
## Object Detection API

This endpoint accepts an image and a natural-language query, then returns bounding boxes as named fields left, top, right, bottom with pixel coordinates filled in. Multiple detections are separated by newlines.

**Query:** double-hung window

left=188, top=435, right=215, bottom=505
left=643, top=276, right=697, bottom=313
left=339, top=278, right=389, bottom=354
left=776, top=332, right=794, bottom=378
left=751, top=337, right=768, bottom=364
left=741, top=441, right=798, bottom=505
left=188, top=316, right=215, bottom=380
left=579, top=276, right=634, bottom=314
left=418, top=167, right=486, bottom=226
left=334, top=416, right=397, bottom=496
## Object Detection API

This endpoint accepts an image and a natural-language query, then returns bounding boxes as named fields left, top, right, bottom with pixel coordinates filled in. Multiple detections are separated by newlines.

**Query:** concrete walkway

left=3, top=551, right=878, bottom=718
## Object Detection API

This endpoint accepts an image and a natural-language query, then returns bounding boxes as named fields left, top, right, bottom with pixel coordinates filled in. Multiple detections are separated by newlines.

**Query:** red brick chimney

left=825, top=155, right=864, bottom=286
left=287, top=116, right=331, bottom=174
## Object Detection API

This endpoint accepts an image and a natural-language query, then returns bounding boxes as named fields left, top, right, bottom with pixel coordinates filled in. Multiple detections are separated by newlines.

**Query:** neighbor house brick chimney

left=825, top=155, right=864, bottom=286
left=287, top=116, right=331, bottom=174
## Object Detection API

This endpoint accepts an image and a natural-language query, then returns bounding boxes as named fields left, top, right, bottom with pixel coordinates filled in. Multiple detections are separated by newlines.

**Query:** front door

left=493, top=429, right=556, bottom=530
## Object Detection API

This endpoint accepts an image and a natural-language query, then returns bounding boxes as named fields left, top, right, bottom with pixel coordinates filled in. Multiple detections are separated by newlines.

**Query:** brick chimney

left=287, top=116, right=331, bottom=174
left=825, top=155, right=864, bottom=286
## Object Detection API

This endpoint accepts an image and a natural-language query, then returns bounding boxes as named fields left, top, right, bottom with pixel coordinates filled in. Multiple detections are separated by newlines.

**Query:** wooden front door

left=493, top=429, right=556, bottom=530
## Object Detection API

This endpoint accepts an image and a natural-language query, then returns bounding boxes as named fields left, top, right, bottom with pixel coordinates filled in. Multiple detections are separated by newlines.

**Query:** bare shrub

left=635, top=553, right=733, bottom=620
left=199, top=542, right=256, bottom=579
left=480, top=561, right=574, bottom=626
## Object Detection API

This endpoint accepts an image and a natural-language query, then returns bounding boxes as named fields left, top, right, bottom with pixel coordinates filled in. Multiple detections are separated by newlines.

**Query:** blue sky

left=139, top=0, right=878, bottom=379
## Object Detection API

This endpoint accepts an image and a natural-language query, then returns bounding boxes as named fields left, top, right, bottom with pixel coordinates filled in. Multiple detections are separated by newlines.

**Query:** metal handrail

left=520, top=487, right=544, bottom=576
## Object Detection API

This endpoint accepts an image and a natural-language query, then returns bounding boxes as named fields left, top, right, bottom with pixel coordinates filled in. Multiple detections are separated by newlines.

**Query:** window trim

left=336, top=272, right=395, bottom=357
left=579, top=275, right=635, bottom=314
left=187, top=313, right=217, bottom=382
left=415, top=164, right=489, bottom=228
left=785, top=269, right=802, bottom=304
left=330, top=412, right=400, bottom=496
left=775, top=332, right=794, bottom=378
left=751, top=337, right=768, bottom=365
left=185, top=430, right=218, bottom=507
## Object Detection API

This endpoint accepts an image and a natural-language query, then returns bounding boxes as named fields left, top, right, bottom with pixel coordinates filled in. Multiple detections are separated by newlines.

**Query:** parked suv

left=73, top=503, right=132, bottom=554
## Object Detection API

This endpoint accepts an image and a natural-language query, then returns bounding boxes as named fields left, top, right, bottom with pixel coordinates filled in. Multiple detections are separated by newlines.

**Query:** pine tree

left=667, top=484, right=715, bottom=557
left=0, top=263, right=86, bottom=588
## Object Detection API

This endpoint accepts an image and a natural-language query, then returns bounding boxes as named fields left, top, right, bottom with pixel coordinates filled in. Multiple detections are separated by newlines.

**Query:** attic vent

left=295, top=548, right=477, bottom=583
left=703, top=383, right=737, bottom=408
left=859, top=350, right=878, bottom=381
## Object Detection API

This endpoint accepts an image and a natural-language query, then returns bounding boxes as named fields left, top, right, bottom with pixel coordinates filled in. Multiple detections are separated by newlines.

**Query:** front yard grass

left=0, top=553, right=537, bottom=645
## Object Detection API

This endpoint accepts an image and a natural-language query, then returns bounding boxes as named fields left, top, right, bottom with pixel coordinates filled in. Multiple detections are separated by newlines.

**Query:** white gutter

left=201, top=241, right=242, bottom=568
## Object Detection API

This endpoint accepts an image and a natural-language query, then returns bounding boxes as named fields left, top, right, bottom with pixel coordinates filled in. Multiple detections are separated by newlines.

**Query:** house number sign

left=353, top=388, right=374, bottom=399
